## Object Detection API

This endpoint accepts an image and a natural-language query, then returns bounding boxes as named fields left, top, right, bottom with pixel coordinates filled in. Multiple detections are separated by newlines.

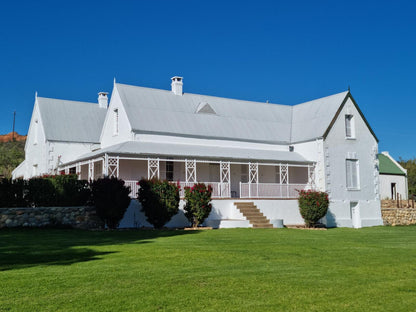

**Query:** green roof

left=378, top=153, right=406, bottom=175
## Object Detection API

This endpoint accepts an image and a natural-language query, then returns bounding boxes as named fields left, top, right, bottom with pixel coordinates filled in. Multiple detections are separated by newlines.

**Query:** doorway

left=350, top=201, right=361, bottom=228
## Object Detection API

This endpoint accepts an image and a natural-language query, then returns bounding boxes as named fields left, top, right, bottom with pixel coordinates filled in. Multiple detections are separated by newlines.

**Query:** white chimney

left=98, top=92, right=109, bottom=108
left=171, top=76, right=183, bottom=95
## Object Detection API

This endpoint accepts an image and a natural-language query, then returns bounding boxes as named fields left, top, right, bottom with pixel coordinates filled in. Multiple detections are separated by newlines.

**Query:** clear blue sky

left=1, top=0, right=415, bottom=160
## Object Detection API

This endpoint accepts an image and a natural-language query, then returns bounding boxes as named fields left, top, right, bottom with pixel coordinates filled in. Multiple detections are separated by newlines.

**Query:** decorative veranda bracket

left=108, top=156, right=119, bottom=178
left=280, top=164, right=288, bottom=184
left=308, top=164, right=316, bottom=189
left=185, top=159, right=196, bottom=183
left=148, top=158, right=160, bottom=179
left=249, top=163, right=258, bottom=183
left=220, top=161, right=230, bottom=183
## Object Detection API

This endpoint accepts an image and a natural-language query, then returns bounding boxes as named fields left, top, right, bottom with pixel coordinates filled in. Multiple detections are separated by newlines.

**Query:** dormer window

left=345, top=114, right=355, bottom=139
left=113, top=109, right=119, bottom=135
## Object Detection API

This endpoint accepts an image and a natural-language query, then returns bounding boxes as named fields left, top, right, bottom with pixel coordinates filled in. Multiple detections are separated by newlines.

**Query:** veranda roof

left=66, top=141, right=310, bottom=165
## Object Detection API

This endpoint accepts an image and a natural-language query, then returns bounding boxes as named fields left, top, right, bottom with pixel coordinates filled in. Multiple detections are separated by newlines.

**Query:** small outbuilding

left=379, top=152, right=408, bottom=200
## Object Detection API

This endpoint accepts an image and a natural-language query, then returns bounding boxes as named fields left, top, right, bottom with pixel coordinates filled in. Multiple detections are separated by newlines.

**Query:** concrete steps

left=234, top=202, right=273, bottom=228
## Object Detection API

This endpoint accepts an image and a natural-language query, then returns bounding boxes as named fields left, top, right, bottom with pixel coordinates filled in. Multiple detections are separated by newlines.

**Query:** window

left=113, top=109, right=119, bottom=135
left=34, top=119, right=38, bottom=145
left=345, top=114, right=355, bottom=138
left=346, top=159, right=359, bottom=189
left=166, top=161, right=174, bottom=181
left=69, top=167, right=76, bottom=174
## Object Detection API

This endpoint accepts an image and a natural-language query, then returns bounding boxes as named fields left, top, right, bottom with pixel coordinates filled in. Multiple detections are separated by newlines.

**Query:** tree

left=399, top=157, right=416, bottom=197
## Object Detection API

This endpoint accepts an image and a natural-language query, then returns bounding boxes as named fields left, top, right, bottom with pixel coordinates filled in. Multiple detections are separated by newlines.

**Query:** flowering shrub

left=298, top=190, right=329, bottom=227
left=183, top=183, right=213, bottom=227
left=137, top=179, right=180, bottom=229
left=91, top=177, right=131, bottom=229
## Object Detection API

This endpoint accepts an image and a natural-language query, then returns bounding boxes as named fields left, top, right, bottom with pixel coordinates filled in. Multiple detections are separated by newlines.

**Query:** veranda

left=61, top=155, right=315, bottom=199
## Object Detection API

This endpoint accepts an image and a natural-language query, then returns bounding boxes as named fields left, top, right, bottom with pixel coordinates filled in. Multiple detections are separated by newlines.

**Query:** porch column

left=148, top=158, right=160, bottom=179
left=108, top=156, right=119, bottom=178
left=185, top=159, right=196, bottom=183
left=220, top=161, right=230, bottom=197
left=103, top=154, right=109, bottom=177
left=280, top=164, right=289, bottom=197
left=249, top=162, right=258, bottom=197
left=65, top=167, right=69, bottom=175
left=88, top=160, right=94, bottom=181
left=76, top=163, right=81, bottom=180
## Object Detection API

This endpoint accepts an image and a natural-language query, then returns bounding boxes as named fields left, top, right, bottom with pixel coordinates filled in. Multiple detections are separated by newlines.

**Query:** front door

left=350, top=201, right=361, bottom=228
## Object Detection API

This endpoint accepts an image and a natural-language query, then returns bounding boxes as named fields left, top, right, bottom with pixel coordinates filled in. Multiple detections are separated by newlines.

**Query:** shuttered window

left=346, top=159, right=359, bottom=189
left=345, top=115, right=354, bottom=138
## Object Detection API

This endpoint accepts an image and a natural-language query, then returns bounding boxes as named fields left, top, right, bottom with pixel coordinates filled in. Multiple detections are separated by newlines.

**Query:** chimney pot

left=171, top=76, right=183, bottom=95
left=98, top=92, right=109, bottom=108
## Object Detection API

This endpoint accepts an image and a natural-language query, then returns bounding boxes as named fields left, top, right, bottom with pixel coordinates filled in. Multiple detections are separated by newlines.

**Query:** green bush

left=91, top=177, right=131, bottom=229
left=298, top=190, right=329, bottom=227
left=183, top=183, right=213, bottom=227
left=0, top=178, right=27, bottom=208
left=26, top=177, right=57, bottom=207
left=25, top=174, right=91, bottom=207
left=137, top=179, right=180, bottom=229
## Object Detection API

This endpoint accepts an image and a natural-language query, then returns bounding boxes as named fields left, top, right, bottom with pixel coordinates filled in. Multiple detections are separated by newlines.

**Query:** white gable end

left=100, top=83, right=133, bottom=149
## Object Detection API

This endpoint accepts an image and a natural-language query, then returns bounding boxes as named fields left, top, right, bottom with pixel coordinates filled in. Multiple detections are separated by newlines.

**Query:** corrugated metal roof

left=116, top=83, right=349, bottom=144
left=37, top=97, right=107, bottom=143
left=291, top=91, right=349, bottom=142
left=116, top=83, right=293, bottom=144
left=70, top=141, right=309, bottom=164
left=378, top=153, right=406, bottom=175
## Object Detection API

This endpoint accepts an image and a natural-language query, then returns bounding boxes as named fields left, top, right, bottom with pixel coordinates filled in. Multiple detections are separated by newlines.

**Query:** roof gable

left=37, top=97, right=107, bottom=143
left=322, top=92, right=378, bottom=142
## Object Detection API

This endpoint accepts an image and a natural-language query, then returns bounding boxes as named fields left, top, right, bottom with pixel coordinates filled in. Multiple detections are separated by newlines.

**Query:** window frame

left=346, top=158, right=360, bottom=190
left=345, top=114, right=355, bottom=139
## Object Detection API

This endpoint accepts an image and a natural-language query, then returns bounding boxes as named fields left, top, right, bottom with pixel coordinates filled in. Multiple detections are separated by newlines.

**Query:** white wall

left=100, top=84, right=133, bottom=148
left=323, top=96, right=382, bottom=227
left=118, top=198, right=303, bottom=228
left=379, top=174, right=408, bottom=200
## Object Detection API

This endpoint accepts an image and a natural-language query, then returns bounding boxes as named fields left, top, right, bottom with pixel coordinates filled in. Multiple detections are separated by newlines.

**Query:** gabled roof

left=116, top=83, right=355, bottom=144
left=378, top=153, right=406, bottom=176
left=37, top=97, right=107, bottom=143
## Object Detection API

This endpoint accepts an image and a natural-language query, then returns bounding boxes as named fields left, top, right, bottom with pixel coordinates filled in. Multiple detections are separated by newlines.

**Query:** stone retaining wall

left=381, top=208, right=416, bottom=226
left=381, top=199, right=415, bottom=209
left=0, top=206, right=103, bottom=229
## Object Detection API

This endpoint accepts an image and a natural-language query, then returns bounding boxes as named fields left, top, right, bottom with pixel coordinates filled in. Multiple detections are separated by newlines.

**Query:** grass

left=1, top=226, right=416, bottom=311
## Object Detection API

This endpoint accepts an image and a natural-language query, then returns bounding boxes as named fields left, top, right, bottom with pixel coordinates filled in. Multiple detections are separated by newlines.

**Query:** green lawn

left=1, top=227, right=416, bottom=311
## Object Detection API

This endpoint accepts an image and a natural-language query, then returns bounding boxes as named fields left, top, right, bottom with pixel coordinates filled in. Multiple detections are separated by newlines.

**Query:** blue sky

left=1, top=0, right=415, bottom=160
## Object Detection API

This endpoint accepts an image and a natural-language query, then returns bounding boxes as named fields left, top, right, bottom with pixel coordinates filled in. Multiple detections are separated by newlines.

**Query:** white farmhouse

left=13, top=77, right=383, bottom=228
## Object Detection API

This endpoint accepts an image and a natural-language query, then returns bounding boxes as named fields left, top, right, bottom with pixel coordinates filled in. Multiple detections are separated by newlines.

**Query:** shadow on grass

left=0, top=228, right=199, bottom=271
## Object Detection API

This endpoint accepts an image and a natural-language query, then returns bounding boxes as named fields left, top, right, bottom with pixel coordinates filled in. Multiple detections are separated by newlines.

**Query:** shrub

left=138, top=179, right=180, bottom=229
left=91, top=177, right=131, bottom=229
left=52, top=175, right=91, bottom=207
left=183, top=183, right=213, bottom=227
left=298, top=190, right=329, bottom=227
left=26, top=177, right=57, bottom=207
left=25, top=174, right=91, bottom=207
left=0, top=178, right=27, bottom=208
